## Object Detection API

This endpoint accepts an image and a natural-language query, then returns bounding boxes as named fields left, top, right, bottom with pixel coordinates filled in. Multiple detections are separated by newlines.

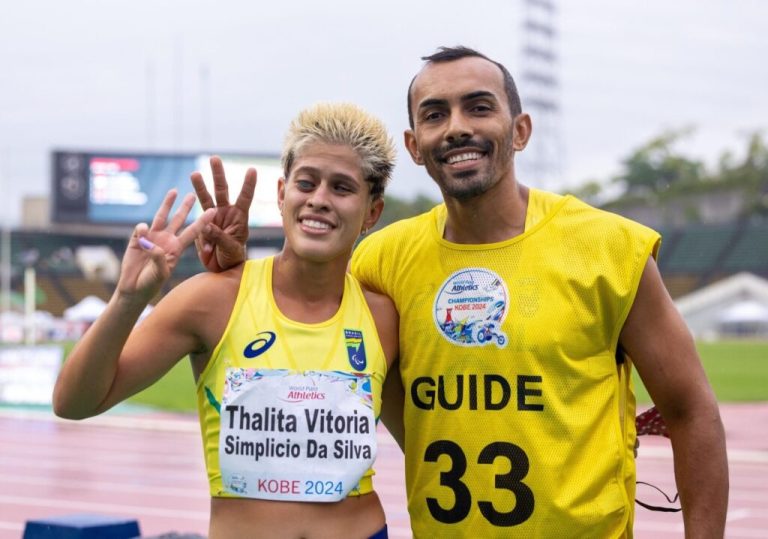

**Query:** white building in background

left=675, top=273, right=768, bottom=340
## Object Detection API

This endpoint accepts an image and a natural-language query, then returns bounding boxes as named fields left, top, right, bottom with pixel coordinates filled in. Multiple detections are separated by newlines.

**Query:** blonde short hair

left=281, top=102, right=396, bottom=199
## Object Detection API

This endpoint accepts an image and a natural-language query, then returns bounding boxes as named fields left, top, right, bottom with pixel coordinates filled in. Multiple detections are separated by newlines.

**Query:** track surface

left=1, top=404, right=765, bottom=538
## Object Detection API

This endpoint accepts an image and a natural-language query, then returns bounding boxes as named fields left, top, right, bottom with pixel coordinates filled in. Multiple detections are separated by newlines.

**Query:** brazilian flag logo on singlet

left=344, top=329, right=367, bottom=371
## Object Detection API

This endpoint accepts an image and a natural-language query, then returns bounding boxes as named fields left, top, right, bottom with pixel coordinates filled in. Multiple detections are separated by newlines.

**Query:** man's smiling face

left=405, top=56, right=518, bottom=201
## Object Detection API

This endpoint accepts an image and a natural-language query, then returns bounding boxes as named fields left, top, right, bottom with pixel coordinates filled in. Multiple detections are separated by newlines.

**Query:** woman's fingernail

left=138, top=237, right=155, bottom=250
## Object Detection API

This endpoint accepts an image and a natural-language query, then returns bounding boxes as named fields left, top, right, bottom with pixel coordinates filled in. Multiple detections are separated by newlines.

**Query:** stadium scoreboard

left=52, top=150, right=283, bottom=228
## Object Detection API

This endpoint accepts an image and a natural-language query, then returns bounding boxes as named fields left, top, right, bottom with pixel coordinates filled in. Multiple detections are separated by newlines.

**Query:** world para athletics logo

left=344, top=329, right=367, bottom=371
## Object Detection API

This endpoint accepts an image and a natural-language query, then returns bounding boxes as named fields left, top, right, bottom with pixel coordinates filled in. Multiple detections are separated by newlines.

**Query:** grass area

left=129, top=340, right=768, bottom=410
left=53, top=340, right=767, bottom=413
left=128, top=359, right=198, bottom=412
left=633, top=340, right=768, bottom=403
left=56, top=341, right=198, bottom=413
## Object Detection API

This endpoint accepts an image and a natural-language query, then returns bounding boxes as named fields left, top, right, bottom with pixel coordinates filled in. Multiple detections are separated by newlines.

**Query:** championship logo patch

left=434, top=268, right=508, bottom=348
left=344, top=329, right=367, bottom=371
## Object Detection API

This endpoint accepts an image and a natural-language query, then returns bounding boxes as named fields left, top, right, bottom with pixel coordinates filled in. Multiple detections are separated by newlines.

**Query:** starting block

left=23, top=514, right=140, bottom=539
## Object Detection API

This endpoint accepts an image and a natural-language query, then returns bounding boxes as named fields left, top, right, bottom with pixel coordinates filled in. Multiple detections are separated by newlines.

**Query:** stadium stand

left=35, top=274, right=73, bottom=315
left=654, top=222, right=768, bottom=297
left=4, top=221, right=767, bottom=316
left=660, top=224, right=740, bottom=274
left=5, top=230, right=282, bottom=316
left=722, top=223, right=768, bottom=272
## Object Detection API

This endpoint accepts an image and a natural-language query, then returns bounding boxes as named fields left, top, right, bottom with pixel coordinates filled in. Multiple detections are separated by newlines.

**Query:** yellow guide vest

left=352, top=189, right=660, bottom=538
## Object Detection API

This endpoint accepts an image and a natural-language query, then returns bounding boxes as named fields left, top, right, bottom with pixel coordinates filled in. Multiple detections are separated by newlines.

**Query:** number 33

left=424, top=440, right=535, bottom=526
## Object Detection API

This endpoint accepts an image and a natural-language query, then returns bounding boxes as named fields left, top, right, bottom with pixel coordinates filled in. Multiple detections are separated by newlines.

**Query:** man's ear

left=404, top=129, right=424, bottom=165
left=512, top=113, right=532, bottom=151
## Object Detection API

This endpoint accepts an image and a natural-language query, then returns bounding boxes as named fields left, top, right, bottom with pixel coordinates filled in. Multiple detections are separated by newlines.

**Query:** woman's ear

left=277, top=177, right=286, bottom=214
left=362, top=197, right=385, bottom=234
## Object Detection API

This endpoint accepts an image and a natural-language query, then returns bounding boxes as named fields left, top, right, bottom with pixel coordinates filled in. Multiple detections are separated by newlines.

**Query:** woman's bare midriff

left=208, top=492, right=386, bottom=539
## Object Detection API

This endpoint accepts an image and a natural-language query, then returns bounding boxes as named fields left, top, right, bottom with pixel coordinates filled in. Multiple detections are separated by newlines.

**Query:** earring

left=361, top=227, right=368, bottom=236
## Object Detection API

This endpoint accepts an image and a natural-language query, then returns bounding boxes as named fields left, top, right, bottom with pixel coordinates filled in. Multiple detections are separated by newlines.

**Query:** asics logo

left=243, top=331, right=276, bottom=358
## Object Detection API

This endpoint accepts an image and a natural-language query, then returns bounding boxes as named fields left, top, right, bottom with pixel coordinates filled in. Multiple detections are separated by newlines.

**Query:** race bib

left=219, top=369, right=377, bottom=502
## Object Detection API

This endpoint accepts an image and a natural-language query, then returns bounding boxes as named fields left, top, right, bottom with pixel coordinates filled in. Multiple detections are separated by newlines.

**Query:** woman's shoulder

left=158, top=263, right=245, bottom=322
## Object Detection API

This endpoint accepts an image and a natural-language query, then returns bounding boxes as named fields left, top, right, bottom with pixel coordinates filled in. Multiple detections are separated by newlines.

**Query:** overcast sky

left=1, top=0, right=766, bottom=226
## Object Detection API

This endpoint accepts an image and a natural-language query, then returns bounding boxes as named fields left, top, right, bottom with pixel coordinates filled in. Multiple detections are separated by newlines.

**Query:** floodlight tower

left=518, top=0, right=563, bottom=190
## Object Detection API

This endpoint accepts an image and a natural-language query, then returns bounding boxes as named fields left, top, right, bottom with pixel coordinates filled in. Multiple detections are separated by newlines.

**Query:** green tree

left=376, top=193, right=439, bottom=229
left=614, top=128, right=704, bottom=197
left=564, top=180, right=603, bottom=206
left=717, top=132, right=768, bottom=219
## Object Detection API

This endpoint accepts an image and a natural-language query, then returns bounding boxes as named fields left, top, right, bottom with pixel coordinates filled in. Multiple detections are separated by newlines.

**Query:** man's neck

left=443, top=179, right=530, bottom=244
